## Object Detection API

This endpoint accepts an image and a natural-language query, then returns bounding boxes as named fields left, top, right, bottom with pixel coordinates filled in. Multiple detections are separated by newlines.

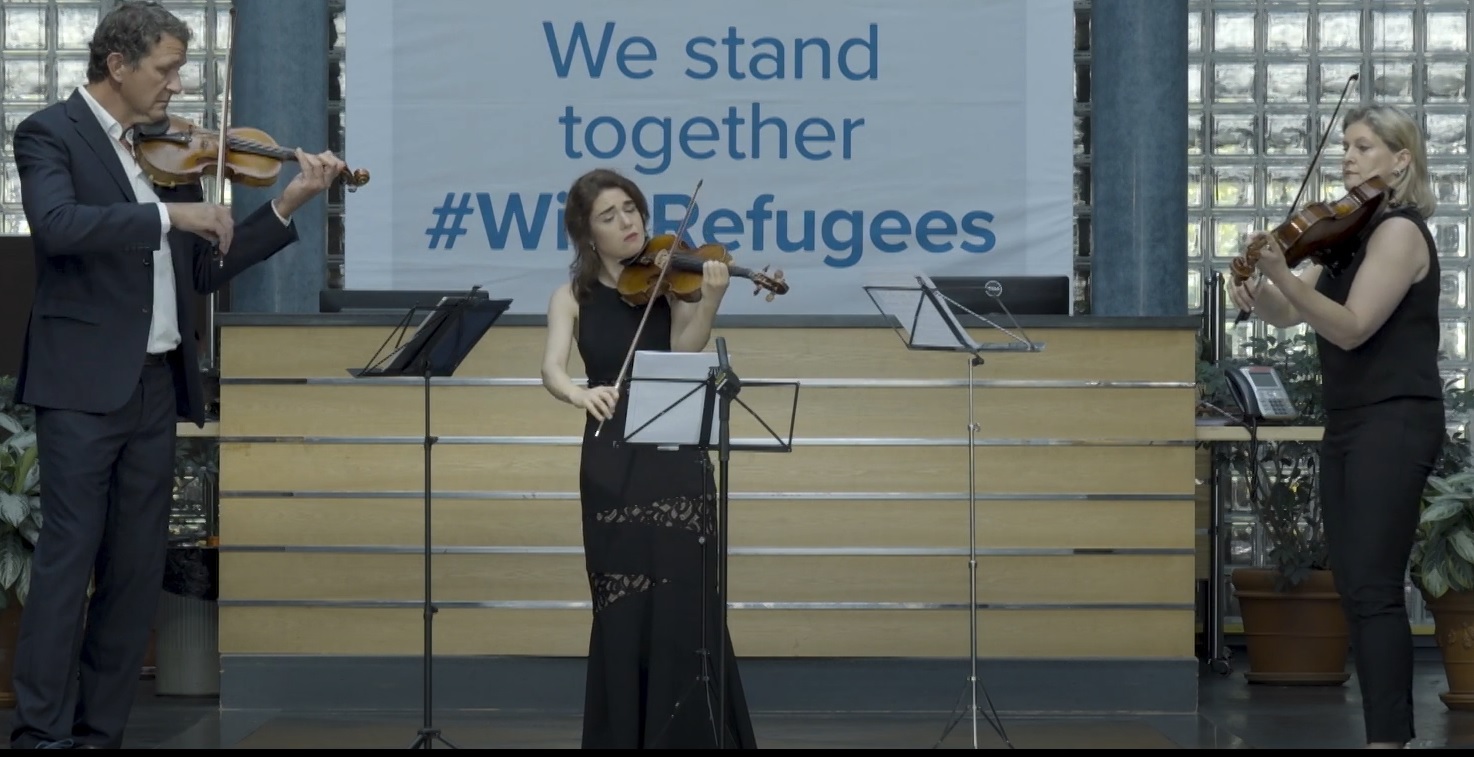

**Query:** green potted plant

left=1198, top=331, right=1349, bottom=685
left=1410, top=400, right=1474, bottom=711
left=0, top=375, right=40, bottom=707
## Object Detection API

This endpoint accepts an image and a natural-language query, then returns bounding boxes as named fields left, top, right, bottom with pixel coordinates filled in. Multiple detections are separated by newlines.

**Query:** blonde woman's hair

left=1342, top=104, right=1437, bottom=218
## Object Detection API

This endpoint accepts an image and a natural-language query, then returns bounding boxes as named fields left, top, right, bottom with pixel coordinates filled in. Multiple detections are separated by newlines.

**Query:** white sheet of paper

left=625, top=350, right=721, bottom=447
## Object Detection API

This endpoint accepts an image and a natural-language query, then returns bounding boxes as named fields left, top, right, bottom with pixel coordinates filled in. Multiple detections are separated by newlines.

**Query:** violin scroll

left=750, top=265, right=787, bottom=303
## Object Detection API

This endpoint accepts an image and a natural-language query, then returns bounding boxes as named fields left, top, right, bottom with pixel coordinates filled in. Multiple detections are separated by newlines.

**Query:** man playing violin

left=8, top=1, right=344, bottom=749
left=1230, top=104, right=1442, bottom=750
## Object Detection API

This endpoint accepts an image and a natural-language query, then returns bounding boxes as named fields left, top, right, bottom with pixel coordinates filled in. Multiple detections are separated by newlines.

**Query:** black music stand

left=349, top=285, right=512, bottom=750
left=620, top=338, right=797, bottom=748
left=862, top=274, right=1044, bottom=751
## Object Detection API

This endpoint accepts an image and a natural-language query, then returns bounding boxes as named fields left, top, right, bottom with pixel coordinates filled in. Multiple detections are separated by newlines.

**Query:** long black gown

left=574, top=281, right=758, bottom=750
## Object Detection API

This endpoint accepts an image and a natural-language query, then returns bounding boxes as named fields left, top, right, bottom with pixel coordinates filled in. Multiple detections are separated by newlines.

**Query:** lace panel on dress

left=590, top=572, right=670, bottom=613
left=593, top=494, right=712, bottom=534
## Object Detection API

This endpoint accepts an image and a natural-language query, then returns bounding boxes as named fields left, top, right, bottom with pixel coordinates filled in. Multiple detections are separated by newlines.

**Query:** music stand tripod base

left=410, top=728, right=456, bottom=750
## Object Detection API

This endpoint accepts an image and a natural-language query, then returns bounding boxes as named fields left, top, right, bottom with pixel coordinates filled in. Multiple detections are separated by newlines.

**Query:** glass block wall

left=1, top=0, right=117, bottom=233
left=0, top=0, right=348, bottom=288
left=2, top=0, right=228, bottom=223
left=1189, top=0, right=1469, bottom=361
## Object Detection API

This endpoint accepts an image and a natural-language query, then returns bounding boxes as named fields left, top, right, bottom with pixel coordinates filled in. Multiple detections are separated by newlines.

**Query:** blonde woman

left=1230, top=104, right=1442, bottom=750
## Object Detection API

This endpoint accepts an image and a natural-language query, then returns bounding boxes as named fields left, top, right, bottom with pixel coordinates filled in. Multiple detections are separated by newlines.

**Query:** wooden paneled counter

left=213, top=312, right=1202, bottom=713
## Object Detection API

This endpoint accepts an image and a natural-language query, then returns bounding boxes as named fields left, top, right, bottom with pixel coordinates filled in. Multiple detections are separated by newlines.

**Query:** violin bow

left=1286, top=73, right=1358, bottom=228
left=593, top=179, right=704, bottom=439
left=1234, top=72, right=1358, bottom=325
left=211, top=6, right=238, bottom=268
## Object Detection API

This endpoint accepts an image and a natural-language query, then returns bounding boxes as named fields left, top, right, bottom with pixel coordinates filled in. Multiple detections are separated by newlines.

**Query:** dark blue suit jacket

left=12, top=90, right=298, bottom=426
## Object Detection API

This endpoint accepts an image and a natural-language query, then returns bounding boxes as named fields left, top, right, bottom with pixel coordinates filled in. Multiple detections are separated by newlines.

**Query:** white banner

left=344, top=0, right=1074, bottom=315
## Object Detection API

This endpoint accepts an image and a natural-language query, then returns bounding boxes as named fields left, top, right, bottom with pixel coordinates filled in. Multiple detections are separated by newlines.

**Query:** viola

left=131, top=115, right=371, bottom=192
left=616, top=233, right=789, bottom=307
left=1229, top=175, right=1390, bottom=284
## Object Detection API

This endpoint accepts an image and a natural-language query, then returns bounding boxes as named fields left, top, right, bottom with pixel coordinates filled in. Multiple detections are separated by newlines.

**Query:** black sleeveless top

left=1313, top=204, right=1442, bottom=411
left=575, top=281, right=672, bottom=388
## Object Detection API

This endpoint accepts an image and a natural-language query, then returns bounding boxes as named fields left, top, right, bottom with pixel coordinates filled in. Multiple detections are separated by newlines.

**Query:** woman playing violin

left=1231, top=104, right=1443, bottom=750
left=539, top=168, right=757, bottom=750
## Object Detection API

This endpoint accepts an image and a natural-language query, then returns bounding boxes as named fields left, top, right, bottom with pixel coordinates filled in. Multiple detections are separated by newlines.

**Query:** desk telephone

left=1226, top=364, right=1298, bottom=422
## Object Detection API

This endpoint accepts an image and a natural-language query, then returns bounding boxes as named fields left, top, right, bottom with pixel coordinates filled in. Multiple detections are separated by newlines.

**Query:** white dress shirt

left=75, top=86, right=180, bottom=355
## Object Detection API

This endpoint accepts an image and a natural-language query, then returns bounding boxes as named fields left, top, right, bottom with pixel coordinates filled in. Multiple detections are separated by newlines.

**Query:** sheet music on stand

left=351, top=286, right=509, bottom=380
left=623, top=350, right=796, bottom=452
left=862, top=272, right=1043, bottom=355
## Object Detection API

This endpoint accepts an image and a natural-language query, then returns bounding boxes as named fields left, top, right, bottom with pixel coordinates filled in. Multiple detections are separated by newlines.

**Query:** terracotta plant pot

left=1231, top=567, right=1351, bottom=685
left=1423, top=588, right=1474, bottom=711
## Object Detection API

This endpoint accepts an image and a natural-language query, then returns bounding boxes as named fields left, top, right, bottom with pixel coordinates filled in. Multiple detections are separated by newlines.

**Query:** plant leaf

left=21, top=456, right=38, bottom=494
left=1420, top=498, right=1465, bottom=526
left=0, top=532, right=22, bottom=589
left=0, top=413, right=20, bottom=435
left=17, top=558, right=30, bottom=606
left=3, top=430, right=34, bottom=455
left=15, top=443, right=37, bottom=492
left=0, top=493, right=27, bottom=527
left=1450, top=559, right=1474, bottom=594
left=1423, top=565, right=1451, bottom=599
left=18, top=514, right=39, bottom=546
left=1451, top=532, right=1474, bottom=565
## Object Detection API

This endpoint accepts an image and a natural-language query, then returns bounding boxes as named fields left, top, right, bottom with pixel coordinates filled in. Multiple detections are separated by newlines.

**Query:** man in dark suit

left=8, top=1, right=345, bottom=749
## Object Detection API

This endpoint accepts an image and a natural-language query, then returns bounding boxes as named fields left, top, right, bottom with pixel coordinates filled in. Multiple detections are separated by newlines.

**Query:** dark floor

left=5, top=654, right=1474, bottom=750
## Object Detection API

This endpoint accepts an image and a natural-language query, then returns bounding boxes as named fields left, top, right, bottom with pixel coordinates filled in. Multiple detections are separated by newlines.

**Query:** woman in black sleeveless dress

left=539, top=168, right=758, bottom=750
left=1230, top=105, right=1444, bottom=750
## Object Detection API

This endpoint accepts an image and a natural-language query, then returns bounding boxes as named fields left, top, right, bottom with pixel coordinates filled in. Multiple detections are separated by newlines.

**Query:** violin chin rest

left=135, top=117, right=172, bottom=137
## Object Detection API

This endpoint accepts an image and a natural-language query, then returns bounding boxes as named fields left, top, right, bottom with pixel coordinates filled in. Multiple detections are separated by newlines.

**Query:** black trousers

left=1319, top=396, right=1444, bottom=746
left=9, top=360, right=177, bottom=750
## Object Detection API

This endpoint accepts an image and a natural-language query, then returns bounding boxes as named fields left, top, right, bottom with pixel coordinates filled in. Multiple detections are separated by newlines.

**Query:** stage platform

left=5, top=656, right=1471, bottom=751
